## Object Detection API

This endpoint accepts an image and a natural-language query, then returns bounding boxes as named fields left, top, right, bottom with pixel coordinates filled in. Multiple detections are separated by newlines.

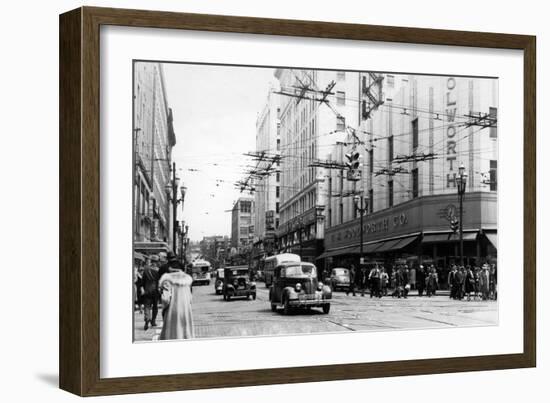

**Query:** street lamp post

left=455, top=163, right=468, bottom=266
left=165, top=162, right=186, bottom=256
left=353, top=194, right=369, bottom=267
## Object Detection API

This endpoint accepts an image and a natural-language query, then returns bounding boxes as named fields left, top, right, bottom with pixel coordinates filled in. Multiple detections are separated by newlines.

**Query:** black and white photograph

left=132, top=61, right=499, bottom=342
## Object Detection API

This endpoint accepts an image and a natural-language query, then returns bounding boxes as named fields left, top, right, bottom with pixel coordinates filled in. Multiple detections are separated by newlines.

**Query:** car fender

left=284, top=287, right=298, bottom=300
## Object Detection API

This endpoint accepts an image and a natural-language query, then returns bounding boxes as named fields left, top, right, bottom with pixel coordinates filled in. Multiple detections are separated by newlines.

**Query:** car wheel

left=283, top=297, right=290, bottom=315
left=322, top=303, right=331, bottom=314
left=252, top=293, right=256, bottom=300
left=270, top=303, right=277, bottom=312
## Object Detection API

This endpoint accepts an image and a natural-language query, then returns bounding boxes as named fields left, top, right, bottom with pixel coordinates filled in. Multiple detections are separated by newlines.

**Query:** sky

left=163, top=63, right=276, bottom=241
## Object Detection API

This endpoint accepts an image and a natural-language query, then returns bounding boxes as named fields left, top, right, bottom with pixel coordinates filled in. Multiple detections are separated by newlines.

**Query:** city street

left=134, top=283, right=498, bottom=342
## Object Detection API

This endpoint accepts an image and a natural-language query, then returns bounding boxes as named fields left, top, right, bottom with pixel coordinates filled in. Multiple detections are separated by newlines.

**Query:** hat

left=150, top=255, right=159, bottom=262
left=167, top=251, right=177, bottom=260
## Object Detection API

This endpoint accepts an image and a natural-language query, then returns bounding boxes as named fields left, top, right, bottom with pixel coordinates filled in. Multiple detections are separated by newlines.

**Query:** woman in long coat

left=159, top=267, right=195, bottom=340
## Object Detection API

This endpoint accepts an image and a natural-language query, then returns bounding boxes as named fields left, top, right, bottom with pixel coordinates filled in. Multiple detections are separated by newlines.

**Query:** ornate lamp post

left=455, top=163, right=468, bottom=266
left=165, top=162, right=186, bottom=255
left=353, top=194, right=369, bottom=266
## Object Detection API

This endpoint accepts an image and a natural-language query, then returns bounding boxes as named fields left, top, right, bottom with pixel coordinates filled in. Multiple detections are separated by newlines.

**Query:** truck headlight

left=295, top=283, right=302, bottom=292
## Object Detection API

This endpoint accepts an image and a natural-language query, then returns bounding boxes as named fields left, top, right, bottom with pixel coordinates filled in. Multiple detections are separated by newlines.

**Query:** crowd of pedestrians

left=339, top=261, right=497, bottom=301
left=134, top=251, right=195, bottom=340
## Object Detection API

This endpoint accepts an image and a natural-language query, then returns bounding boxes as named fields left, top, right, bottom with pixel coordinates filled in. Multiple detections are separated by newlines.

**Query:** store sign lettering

left=331, top=213, right=409, bottom=243
left=446, top=77, right=458, bottom=188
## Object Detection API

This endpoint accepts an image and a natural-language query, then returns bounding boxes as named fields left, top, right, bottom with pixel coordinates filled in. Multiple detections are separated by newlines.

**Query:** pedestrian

left=417, top=265, right=426, bottom=297
left=426, top=266, right=438, bottom=297
left=465, top=266, right=475, bottom=301
left=346, top=264, right=357, bottom=296
left=368, top=265, right=381, bottom=298
left=360, top=266, right=368, bottom=297
left=141, top=255, right=160, bottom=330
left=159, top=259, right=195, bottom=340
left=448, top=265, right=458, bottom=299
left=395, top=266, right=406, bottom=298
left=474, top=266, right=481, bottom=300
left=403, top=266, right=410, bottom=298
left=380, top=268, right=389, bottom=296
left=490, top=264, right=498, bottom=300
left=456, top=266, right=465, bottom=300
left=479, top=263, right=490, bottom=300
left=134, top=260, right=144, bottom=314
left=159, top=251, right=187, bottom=315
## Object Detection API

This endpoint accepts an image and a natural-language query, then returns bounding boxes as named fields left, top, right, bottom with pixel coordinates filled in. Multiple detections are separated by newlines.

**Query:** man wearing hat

left=141, top=255, right=161, bottom=330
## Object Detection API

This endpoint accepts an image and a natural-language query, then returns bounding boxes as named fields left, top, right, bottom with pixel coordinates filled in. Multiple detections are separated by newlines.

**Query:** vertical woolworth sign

left=446, top=77, right=459, bottom=188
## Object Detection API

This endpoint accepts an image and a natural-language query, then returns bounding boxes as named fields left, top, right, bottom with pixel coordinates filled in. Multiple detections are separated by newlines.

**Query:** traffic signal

left=450, top=217, right=459, bottom=232
left=345, top=150, right=361, bottom=181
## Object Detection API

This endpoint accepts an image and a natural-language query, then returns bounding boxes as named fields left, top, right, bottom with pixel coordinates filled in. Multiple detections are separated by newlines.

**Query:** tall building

left=252, top=89, right=281, bottom=259
left=321, top=73, right=498, bottom=271
left=275, top=69, right=361, bottom=262
left=230, top=197, right=255, bottom=250
left=133, top=62, right=177, bottom=254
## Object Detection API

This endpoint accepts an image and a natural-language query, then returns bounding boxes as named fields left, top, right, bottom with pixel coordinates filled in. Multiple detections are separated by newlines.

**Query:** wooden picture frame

left=59, top=6, right=536, bottom=396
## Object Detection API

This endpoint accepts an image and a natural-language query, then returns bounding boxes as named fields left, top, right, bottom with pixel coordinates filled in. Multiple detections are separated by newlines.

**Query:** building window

left=386, top=74, right=395, bottom=87
left=276, top=202, right=280, bottom=214
left=412, top=168, right=419, bottom=198
left=276, top=172, right=280, bottom=182
left=388, top=135, right=394, bottom=162
left=336, top=91, right=346, bottom=106
left=339, top=202, right=344, bottom=224
left=276, top=138, right=281, bottom=150
left=489, top=107, right=498, bottom=138
left=369, top=149, right=374, bottom=174
left=412, top=118, right=419, bottom=149
left=369, top=189, right=374, bottom=213
left=388, top=180, right=394, bottom=207
left=276, top=186, right=280, bottom=198
left=337, top=71, right=346, bottom=81
left=275, top=219, right=279, bottom=229
left=336, top=116, right=346, bottom=131
left=490, top=160, right=497, bottom=191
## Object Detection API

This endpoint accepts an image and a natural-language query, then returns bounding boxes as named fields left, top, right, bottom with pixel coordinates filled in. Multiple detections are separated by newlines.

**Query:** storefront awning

left=422, top=233, right=451, bottom=243
left=448, top=232, right=478, bottom=242
left=485, top=233, right=498, bottom=249
left=374, top=238, right=404, bottom=252
left=423, top=232, right=478, bottom=243
left=316, top=246, right=358, bottom=260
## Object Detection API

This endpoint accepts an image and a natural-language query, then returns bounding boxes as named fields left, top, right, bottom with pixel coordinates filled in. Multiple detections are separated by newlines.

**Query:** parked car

left=222, top=266, right=256, bottom=300
left=214, top=268, right=224, bottom=295
left=269, top=262, right=331, bottom=314
left=329, top=267, right=350, bottom=291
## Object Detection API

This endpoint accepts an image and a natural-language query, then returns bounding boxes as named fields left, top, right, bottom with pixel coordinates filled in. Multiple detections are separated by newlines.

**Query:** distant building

left=252, top=89, right=281, bottom=259
left=321, top=73, right=498, bottom=270
left=274, top=69, right=361, bottom=262
left=230, top=197, right=255, bottom=251
left=199, top=235, right=230, bottom=267
left=133, top=62, right=176, bottom=254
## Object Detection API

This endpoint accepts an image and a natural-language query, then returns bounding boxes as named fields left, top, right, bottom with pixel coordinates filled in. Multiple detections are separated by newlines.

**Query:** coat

left=159, top=271, right=195, bottom=340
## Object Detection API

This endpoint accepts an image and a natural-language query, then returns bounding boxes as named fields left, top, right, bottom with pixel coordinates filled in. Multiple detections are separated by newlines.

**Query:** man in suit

left=141, top=255, right=160, bottom=330
left=346, top=264, right=357, bottom=296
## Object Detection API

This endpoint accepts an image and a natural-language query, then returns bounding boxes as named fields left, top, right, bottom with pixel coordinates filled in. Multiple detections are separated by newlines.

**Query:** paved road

left=134, top=283, right=498, bottom=342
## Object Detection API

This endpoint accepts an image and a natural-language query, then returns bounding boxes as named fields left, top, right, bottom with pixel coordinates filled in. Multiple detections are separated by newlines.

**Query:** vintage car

left=269, top=262, right=331, bottom=314
left=222, top=266, right=256, bottom=300
left=214, top=268, right=224, bottom=295
left=328, top=267, right=350, bottom=291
